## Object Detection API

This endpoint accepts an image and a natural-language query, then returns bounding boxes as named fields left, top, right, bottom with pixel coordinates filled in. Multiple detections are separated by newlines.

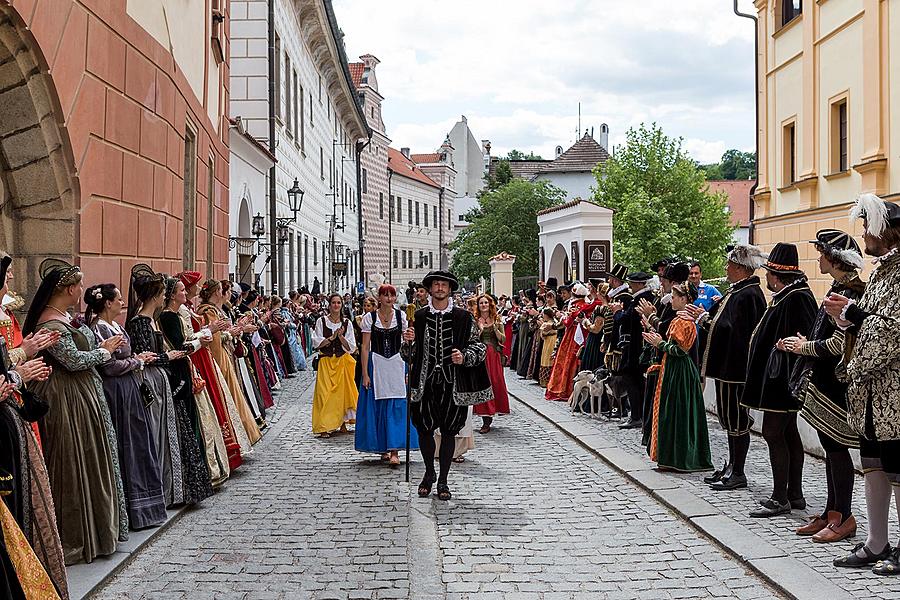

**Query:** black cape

left=741, top=278, right=817, bottom=412
left=700, top=276, right=767, bottom=383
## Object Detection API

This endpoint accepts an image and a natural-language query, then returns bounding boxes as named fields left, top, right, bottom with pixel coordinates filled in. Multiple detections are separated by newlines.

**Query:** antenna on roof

left=577, top=102, right=581, bottom=144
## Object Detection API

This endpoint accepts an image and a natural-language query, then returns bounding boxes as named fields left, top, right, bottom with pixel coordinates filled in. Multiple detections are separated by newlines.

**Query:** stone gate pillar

left=489, top=252, right=516, bottom=298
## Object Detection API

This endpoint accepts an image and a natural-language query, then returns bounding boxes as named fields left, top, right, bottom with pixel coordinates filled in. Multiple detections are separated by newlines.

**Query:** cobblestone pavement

left=505, top=373, right=900, bottom=600
left=92, top=369, right=778, bottom=600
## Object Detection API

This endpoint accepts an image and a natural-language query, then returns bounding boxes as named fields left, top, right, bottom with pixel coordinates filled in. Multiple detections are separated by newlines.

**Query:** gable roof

left=410, top=153, right=441, bottom=164
left=388, top=148, right=441, bottom=189
left=348, top=62, right=365, bottom=88
left=706, top=179, right=754, bottom=226
left=534, top=134, right=609, bottom=175
left=488, top=157, right=553, bottom=181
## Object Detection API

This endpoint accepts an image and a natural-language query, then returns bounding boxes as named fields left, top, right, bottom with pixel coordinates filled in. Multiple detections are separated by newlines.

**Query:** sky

left=332, top=0, right=758, bottom=165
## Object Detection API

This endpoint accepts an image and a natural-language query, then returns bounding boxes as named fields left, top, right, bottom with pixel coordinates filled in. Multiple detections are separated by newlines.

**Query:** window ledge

left=777, top=183, right=798, bottom=193
left=774, top=13, right=803, bottom=39
left=824, top=170, right=851, bottom=181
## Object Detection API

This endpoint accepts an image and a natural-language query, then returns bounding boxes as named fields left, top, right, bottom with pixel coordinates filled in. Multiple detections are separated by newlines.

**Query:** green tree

left=506, top=149, right=543, bottom=161
left=698, top=162, right=723, bottom=180
left=483, top=159, right=513, bottom=191
left=450, top=179, right=565, bottom=281
left=592, top=123, right=736, bottom=278
left=720, top=149, right=756, bottom=180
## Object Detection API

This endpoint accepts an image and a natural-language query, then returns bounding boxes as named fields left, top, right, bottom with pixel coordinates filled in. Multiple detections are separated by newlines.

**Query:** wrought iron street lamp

left=251, top=212, right=266, bottom=237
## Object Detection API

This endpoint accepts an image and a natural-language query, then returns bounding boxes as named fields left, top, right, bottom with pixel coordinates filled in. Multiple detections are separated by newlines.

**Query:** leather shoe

left=796, top=516, right=829, bottom=536
left=710, top=474, right=747, bottom=491
left=703, top=462, right=728, bottom=484
left=789, top=496, right=807, bottom=510
left=872, top=547, right=900, bottom=576
left=834, top=542, right=891, bottom=568
left=618, top=419, right=642, bottom=429
left=750, top=498, right=791, bottom=518
left=812, top=512, right=857, bottom=543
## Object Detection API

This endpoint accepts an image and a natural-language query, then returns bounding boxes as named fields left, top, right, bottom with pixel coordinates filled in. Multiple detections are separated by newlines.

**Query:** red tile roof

left=410, top=153, right=441, bottom=164
left=706, top=179, right=754, bottom=226
left=388, top=148, right=441, bottom=189
left=348, top=63, right=365, bottom=88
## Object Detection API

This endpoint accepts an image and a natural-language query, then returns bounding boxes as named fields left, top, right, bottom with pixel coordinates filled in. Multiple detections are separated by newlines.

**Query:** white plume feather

left=850, top=193, right=888, bottom=236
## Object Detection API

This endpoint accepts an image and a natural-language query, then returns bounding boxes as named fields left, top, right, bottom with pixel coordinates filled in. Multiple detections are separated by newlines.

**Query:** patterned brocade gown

left=29, top=320, right=129, bottom=565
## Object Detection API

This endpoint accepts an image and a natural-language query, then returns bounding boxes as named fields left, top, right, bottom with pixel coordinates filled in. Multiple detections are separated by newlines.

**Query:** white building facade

left=229, top=0, right=369, bottom=295
left=446, top=116, right=489, bottom=236
left=388, top=148, right=454, bottom=283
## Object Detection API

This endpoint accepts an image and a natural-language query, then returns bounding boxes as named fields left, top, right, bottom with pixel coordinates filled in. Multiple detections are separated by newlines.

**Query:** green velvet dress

left=647, top=317, right=713, bottom=472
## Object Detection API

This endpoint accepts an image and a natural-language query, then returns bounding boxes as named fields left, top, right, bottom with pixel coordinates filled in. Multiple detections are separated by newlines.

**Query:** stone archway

left=0, top=6, right=78, bottom=299
left=547, top=243, right=569, bottom=285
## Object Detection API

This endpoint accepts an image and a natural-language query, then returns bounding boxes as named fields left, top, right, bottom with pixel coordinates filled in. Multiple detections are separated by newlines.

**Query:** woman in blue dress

left=355, top=284, right=419, bottom=464
left=282, top=300, right=307, bottom=371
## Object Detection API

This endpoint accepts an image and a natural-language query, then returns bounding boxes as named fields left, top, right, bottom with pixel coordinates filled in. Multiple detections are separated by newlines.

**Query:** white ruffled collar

left=428, top=297, right=454, bottom=314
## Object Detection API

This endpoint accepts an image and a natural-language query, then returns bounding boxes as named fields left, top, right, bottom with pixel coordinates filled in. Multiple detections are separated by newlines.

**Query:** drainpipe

left=387, top=169, right=393, bottom=284
left=356, top=136, right=371, bottom=289
left=438, top=187, right=445, bottom=269
left=267, top=0, right=278, bottom=292
left=734, top=0, right=758, bottom=244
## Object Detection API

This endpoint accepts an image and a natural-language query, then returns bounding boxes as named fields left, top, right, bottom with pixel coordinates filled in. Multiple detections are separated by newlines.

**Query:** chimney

left=401, top=147, right=410, bottom=159
left=599, top=123, right=609, bottom=152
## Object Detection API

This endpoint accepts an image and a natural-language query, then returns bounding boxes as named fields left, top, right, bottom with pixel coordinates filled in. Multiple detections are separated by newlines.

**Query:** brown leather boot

left=796, top=515, right=828, bottom=536
left=812, top=512, right=857, bottom=543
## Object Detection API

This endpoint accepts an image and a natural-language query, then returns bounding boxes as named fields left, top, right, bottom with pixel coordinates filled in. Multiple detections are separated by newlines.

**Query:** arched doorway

left=547, top=243, right=569, bottom=285
left=235, top=192, right=255, bottom=284
left=0, top=7, right=77, bottom=299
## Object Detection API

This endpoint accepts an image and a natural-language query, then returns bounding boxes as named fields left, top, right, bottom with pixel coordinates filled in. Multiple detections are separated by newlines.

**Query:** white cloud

left=332, top=0, right=757, bottom=165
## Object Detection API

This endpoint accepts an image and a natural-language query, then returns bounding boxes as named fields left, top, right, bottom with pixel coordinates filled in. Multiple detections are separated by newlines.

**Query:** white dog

left=568, top=370, right=595, bottom=413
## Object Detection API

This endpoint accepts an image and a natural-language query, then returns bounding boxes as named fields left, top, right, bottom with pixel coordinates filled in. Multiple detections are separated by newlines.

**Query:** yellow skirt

left=312, top=353, right=358, bottom=434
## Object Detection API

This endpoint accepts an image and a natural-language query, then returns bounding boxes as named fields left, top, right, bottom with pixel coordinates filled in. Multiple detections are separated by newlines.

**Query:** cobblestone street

left=89, top=371, right=779, bottom=600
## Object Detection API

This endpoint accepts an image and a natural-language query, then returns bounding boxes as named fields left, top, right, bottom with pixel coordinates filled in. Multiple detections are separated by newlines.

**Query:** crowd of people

left=499, top=192, right=900, bottom=577
left=0, top=258, right=335, bottom=598
left=5, top=192, right=900, bottom=597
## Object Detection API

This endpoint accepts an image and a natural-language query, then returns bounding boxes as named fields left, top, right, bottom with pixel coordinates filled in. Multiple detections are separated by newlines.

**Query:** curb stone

left=508, top=385, right=854, bottom=600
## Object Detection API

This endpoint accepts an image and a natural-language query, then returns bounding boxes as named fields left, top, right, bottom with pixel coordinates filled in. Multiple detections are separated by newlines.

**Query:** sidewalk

left=506, top=373, right=900, bottom=600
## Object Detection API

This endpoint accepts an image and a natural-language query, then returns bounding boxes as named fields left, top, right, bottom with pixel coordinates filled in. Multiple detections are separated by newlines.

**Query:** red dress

left=187, top=310, right=243, bottom=471
left=474, top=322, right=510, bottom=417
left=545, top=299, right=592, bottom=401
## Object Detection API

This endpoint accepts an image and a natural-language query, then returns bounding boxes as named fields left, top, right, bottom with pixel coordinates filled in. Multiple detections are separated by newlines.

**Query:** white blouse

left=360, top=310, right=408, bottom=333
left=312, top=315, right=356, bottom=353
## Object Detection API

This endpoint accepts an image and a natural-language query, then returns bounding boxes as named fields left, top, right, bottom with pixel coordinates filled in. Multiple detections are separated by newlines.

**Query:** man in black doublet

left=402, top=270, right=489, bottom=501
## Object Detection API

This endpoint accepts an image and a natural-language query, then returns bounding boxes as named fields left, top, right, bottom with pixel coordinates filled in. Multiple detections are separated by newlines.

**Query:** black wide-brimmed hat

left=604, top=263, right=628, bottom=281
left=763, top=242, right=803, bottom=275
left=809, top=229, right=864, bottom=269
left=626, top=271, right=652, bottom=283
left=650, top=257, right=671, bottom=271
left=661, top=262, right=690, bottom=283
left=422, top=270, right=459, bottom=292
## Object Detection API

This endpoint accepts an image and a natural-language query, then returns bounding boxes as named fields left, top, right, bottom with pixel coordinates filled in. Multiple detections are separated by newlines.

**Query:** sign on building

left=584, top=240, right=611, bottom=280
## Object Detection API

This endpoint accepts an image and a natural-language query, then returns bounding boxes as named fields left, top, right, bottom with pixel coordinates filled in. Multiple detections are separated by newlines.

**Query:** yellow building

left=752, top=0, right=900, bottom=296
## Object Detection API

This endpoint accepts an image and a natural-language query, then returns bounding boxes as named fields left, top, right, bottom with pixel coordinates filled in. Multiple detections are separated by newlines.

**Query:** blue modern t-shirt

left=693, top=281, right=722, bottom=312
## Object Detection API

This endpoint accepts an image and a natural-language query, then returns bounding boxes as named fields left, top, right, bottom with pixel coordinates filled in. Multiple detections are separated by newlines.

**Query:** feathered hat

left=726, top=244, right=768, bottom=270
left=809, top=229, right=864, bottom=270
left=849, top=193, right=900, bottom=237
